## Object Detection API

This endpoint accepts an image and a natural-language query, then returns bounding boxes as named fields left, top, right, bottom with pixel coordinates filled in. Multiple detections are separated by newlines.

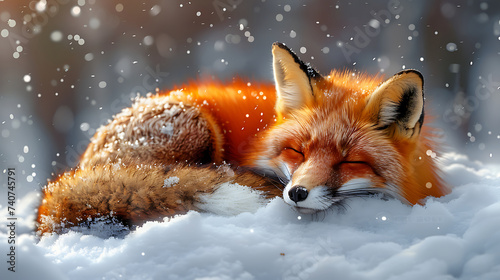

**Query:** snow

left=1, top=152, right=500, bottom=280
left=163, top=176, right=179, bottom=188
left=161, top=123, right=174, bottom=136
left=1, top=1, right=498, bottom=278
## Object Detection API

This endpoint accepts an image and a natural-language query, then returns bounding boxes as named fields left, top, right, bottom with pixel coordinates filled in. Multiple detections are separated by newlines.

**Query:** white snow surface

left=2, top=152, right=500, bottom=280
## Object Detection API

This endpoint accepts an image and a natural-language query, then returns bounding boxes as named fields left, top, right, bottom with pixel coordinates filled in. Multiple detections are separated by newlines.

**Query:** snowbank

left=1, top=152, right=500, bottom=280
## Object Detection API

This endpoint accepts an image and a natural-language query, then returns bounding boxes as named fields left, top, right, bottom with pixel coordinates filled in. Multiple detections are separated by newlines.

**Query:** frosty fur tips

left=36, top=42, right=449, bottom=235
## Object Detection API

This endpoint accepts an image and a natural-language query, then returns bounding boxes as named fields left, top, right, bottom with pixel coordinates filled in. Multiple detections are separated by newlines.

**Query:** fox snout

left=283, top=178, right=376, bottom=214
left=283, top=182, right=332, bottom=214
left=281, top=165, right=336, bottom=213
left=281, top=157, right=378, bottom=213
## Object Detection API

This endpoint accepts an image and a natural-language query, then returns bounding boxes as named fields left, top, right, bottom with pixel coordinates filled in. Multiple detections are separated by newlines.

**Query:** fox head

left=248, top=42, right=446, bottom=214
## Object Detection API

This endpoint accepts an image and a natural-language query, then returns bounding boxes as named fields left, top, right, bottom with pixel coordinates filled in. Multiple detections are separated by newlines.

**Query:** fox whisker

left=269, top=179, right=284, bottom=192
left=271, top=161, right=291, bottom=185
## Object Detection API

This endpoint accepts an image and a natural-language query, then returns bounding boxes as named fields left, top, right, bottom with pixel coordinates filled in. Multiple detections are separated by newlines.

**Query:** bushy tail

left=37, top=161, right=281, bottom=235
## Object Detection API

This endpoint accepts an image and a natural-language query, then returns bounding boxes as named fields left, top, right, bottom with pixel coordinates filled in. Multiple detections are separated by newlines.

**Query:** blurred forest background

left=1, top=0, right=500, bottom=197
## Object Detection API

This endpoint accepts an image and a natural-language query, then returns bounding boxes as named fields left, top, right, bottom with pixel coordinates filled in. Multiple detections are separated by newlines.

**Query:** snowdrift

left=1, top=152, right=500, bottom=280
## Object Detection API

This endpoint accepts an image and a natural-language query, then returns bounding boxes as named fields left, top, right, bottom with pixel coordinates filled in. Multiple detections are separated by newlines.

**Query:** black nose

left=288, top=186, right=308, bottom=203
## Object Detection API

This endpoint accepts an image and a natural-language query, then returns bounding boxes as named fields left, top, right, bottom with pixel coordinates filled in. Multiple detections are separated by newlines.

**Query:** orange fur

left=165, top=80, right=277, bottom=163
left=37, top=42, right=449, bottom=234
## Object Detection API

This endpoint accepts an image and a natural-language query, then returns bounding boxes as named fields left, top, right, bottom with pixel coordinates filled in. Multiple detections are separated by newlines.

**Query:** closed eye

left=281, top=147, right=305, bottom=170
left=340, top=161, right=368, bottom=165
left=284, top=147, right=303, bottom=155
left=339, top=161, right=377, bottom=176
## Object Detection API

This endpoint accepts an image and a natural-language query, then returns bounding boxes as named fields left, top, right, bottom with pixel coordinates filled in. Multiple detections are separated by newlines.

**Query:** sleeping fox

left=37, top=42, right=449, bottom=234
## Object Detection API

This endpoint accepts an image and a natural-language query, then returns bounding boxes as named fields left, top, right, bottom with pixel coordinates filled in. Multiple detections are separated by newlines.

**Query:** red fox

left=37, top=42, right=449, bottom=234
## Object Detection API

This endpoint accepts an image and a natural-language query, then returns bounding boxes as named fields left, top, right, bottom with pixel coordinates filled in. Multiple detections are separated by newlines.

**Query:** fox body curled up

left=37, top=42, right=449, bottom=234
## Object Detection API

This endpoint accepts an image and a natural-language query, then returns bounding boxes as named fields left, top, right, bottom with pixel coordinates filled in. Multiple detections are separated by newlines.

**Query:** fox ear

left=363, top=70, right=425, bottom=138
left=272, top=42, right=320, bottom=116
